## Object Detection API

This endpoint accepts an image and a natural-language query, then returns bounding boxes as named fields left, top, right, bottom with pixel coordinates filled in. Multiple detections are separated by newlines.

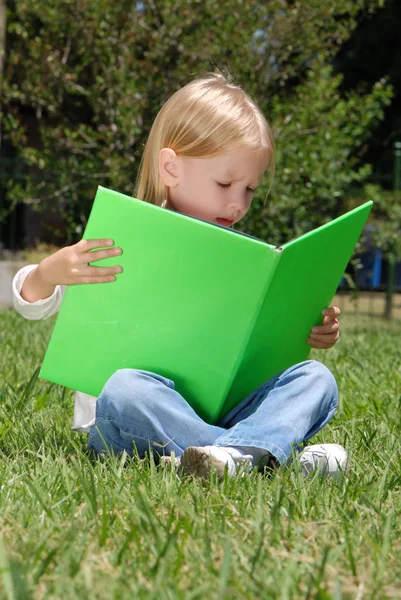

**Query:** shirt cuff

left=12, top=264, right=65, bottom=319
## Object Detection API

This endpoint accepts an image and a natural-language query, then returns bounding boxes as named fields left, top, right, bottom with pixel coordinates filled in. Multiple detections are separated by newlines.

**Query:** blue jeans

left=88, top=360, right=338, bottom=464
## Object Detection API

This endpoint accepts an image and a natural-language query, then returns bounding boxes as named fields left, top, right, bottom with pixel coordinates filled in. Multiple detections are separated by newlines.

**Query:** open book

left=40, top=187, right=372, bottom=423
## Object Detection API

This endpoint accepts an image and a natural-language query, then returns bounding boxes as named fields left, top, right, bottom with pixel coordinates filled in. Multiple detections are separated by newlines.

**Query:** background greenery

left=1, top=309, right=401, bottom=598
left=1, top=0, right=400, bottom=249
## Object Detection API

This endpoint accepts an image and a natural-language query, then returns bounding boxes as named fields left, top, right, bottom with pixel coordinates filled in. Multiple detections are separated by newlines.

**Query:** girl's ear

left=159, top=148, right=179, bottom=188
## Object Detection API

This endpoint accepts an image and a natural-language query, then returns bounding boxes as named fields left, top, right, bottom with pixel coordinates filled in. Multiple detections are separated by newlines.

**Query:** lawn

left=1, top=309, right=401, bottom=599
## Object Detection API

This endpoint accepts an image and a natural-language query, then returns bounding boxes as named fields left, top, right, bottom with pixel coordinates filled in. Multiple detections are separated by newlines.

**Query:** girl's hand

left=38, top=239, right=122, bottom=286
left=21, top=239, right=122, bottom=303
left=307, top=306, right=340, bottom=350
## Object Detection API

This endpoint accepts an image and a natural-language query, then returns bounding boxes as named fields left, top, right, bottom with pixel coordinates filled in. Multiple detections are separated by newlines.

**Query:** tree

left=1, top=0, right=392, bottom=245
left=241, top=60, right=392, bottom=245
left=334, top=0, right=401, bottom=184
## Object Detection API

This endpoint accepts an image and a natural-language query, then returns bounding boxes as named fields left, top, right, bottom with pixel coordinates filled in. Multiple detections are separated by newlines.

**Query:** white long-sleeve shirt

left=12, top=265, right=97, bottom=433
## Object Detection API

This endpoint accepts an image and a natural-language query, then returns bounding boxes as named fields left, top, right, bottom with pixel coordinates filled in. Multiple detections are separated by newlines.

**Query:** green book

left=40, top=187, right=372, bottom=423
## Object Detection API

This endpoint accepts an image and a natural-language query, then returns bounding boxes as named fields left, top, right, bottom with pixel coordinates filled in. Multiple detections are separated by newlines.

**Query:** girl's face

left=165, top=147, right=269, bottom=227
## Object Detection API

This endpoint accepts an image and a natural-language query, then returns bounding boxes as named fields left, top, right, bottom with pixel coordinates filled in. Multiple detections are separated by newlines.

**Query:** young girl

left=13, top=73, right=348, bottom=480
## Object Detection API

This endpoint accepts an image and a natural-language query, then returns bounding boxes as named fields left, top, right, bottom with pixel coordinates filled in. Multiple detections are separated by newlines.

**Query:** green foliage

left=362, top=185, right=401, bottom=258
left=239, top=64, right=392, bottom=244
left=1, top=0, right=393, bottom=242
left=333, top=0, right=401, bottom=180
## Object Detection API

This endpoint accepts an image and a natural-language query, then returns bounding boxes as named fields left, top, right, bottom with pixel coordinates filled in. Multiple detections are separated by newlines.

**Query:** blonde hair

left=135, top=73, right=275, bottom=206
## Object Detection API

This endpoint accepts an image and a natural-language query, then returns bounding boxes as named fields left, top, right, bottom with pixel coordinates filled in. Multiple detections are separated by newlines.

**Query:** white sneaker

left=180, top=446, right=253, bottom=480
left=299, top=443, right=349, bottom=480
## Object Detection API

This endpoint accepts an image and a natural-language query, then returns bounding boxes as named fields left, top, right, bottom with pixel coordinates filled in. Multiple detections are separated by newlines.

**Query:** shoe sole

left=180, top=447, right=226, bottom=480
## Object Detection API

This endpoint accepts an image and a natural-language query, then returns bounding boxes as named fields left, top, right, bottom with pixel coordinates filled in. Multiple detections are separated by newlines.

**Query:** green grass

left=1, top=310, right=401, bottom=599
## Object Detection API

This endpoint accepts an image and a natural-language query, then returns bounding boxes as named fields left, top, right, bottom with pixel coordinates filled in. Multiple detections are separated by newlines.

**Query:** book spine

left=219, top=249, right=282, bottom=413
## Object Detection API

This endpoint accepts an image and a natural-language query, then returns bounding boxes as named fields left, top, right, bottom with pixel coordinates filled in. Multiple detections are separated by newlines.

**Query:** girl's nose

left=230, top=192, right=248, bottom=216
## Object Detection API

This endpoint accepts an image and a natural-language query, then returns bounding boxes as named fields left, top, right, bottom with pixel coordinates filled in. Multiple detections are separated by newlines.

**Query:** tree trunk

left=0, top=0, right=5, bottom=86
left=0, top=0, right=6, bottom=149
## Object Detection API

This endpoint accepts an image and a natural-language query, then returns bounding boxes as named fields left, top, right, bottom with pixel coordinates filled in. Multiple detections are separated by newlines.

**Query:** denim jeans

left=88, top=360, right=338, bottom=464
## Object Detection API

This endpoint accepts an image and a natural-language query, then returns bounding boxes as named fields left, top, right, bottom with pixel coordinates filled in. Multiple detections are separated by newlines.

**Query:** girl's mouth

left=216, top=218, right=234, bottom=227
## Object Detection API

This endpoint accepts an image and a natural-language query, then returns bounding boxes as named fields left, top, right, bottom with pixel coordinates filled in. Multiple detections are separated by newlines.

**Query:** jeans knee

left=102, top=368, right=136, bottom=394
left=97, top=368, right=171, bottom=422
left=304, top=360, right=338, bottom=410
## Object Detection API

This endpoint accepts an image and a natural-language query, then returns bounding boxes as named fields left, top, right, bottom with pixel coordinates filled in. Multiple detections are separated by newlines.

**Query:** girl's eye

left=217, top=182, right=256, bottom=193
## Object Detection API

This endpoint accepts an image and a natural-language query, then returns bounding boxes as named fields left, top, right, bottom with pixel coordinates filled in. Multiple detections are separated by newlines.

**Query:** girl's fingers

left=69, top=264, right=122, bottom=282
left=308, top=331, right=340, bottom=347
left=81, top=246, right=122, bottom=263
left=311, top=319, right=339, bottom=334
left=82, top=265, right=122, bottom=278
left=79, top=275, right=118, bottom=284
left=309, top=331, right=340, bottom=341
left=76, top=238, right=114, bottom=251
left=322, top=315, right=340, bottom=326
left=322, top=306, right=341, bottom=318
left=307, top=337, right=336, bottom=349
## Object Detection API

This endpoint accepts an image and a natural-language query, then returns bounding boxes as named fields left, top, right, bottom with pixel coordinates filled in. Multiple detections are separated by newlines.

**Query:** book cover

left=40, top=187, right=278, bottom=422
left=221, top=201, right=373, bottom=418
left=39, top=186, right=372, bottom=423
